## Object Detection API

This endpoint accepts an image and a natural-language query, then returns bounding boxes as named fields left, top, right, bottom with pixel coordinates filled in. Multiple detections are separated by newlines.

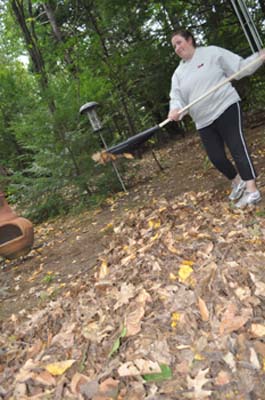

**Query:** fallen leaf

left=125, top=306, right=145, bottom=337
left=93, top=377, right=119, bottom=399
left=171, top=311, right=181, bottom=328
left=250, top=323, right=265, bottom=338
left=223, top=352, right=236, bottom=372
left=98, top=260, right=109, bottom=280
left=34, top=370, right=56, bottom=386
left=51, top=322, right=75, bottom=349
left=125, top=289, right=151, bottom=336
left=70, top=373, right=95, bottom=396
left=108, top=326, right=127, bottom=357
left=45, top=359, right=76, bottom=376
left=118, top=359, right=161, bottom=377
left=114, top=283, right=136, bottom=310
left=249, top=347, right=261, bottom=369
left=219, top=304, right=250, bottom=335
left=178, top=264, right=193, bottom=283
left=143, top=364, right=172, bottom=382
left=198, top=297, right=209, bottom=321
left=215, top=370, right=230, bottom=386
left=187, top=368, right=212, bottom=399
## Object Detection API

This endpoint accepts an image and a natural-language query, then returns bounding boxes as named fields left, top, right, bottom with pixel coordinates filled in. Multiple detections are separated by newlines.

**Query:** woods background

left=0, top=0, right=264, bottom=221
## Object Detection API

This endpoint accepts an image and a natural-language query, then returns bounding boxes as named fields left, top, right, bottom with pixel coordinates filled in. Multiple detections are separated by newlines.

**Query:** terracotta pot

left=0, top=192, right=17, bottom=223
left=0, top=217, right=34, bottom=259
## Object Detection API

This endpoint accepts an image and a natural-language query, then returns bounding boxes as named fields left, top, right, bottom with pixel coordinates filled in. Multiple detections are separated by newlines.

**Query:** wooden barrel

left=0, top=217, right=34, bottom=259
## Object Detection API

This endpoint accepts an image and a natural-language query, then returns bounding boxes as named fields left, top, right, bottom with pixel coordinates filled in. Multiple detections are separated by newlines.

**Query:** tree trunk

left=42, top=1, right=77, bottom=72
left=11, top=0, right=56, bottom=113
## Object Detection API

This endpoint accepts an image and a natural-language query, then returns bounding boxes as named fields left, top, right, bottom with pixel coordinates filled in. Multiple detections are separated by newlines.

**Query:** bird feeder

left=80, top=101, right=102, bottom=132
left=0, top=192, right=34, bottom=259
left=80, top=101, right=127, bottom=192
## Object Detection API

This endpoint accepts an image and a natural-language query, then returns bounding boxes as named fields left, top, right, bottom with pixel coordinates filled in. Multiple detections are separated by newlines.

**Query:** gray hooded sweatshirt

left=169, top=46, right=263, bottom=129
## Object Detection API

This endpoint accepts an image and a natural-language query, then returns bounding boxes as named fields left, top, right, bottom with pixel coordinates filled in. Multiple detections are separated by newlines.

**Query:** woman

left=168, top=29, right=265, bottom=208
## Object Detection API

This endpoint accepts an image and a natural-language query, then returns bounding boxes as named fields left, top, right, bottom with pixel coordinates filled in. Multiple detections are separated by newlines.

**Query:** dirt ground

left=1, top=124, right=265, bottom=321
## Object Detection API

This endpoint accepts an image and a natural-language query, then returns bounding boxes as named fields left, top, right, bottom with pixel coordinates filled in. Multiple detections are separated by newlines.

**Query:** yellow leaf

left=98, top=261, right=109, bottom=279
left=171, top=312, right=181, bottom=328
left=194, top=353, right=205, bottom=361
left=171, top=312, right=181, bottom=321
left=45, top=360, right=76, bottom=376
left=169, top=272, right=177, bottom=281
left=182, top=260, right=194, bottom=266
left=148, top=219, right=161, bottom=229
left=178, top=265, right=193, bottom=283
left=151, top=232, right=159, bottom=241
left=100, top=223, right=114, bottom=232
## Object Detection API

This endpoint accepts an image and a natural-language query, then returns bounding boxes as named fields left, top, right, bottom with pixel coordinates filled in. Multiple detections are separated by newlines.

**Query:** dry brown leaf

left=254, top=281, right=265, bottom=297
left=223, top=352, right=236, bottom=372
left=91, top=151, right=117, bottom=164
left=123, top=152, right=134, bottom=159
left=198, top=297, right=209, bottom=321
left=114, top=283, right=136, bottom=310
left=163, top=231, right=180, bottom=254
left=92, top=377, right=119, bottom=399
left=117, top=359, right=161, bottom=377
left=122, top=381, right=145, bottom=400
left=70, top=373, right=95, bottom=396
left=13, top=383, right=27, bottom=398
left=82, top=321, right=100, bottom=341
left=215, top=370, right=230, bottom=386
left=92, top=151, right=133, bottom=165
left=219, top=304, right=250, bottom=335
left=187, top=368, right=212, bottom=399
left=250, top=323, right=265, bottom=338
left=26, top=338, right=44, bottom=358
left=254, top=341, right=265, bottom=357
left=34, top=370, right=56, bottom=386
left=15, top=359, right=39, bottom=383
left=249, top=347, right=261, bottom=369
left=125, top=306, right=145, bottom=337
left=125, top=289, right=151, bottom=336
left=51, top=322, right=75, bottom=349
left=98, top=260, right=109, bottom=280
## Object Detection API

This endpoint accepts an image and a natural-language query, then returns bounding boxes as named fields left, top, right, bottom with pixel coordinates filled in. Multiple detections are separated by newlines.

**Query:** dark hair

left=171, top=30, right=197, bottom=47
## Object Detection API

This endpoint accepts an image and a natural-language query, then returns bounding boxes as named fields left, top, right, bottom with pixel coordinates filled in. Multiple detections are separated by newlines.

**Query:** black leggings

left=198, top=102, right=257, bottom=181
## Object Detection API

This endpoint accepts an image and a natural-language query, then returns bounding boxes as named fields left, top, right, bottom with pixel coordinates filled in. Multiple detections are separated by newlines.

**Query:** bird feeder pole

left=79, top=102, right=127, bottom=193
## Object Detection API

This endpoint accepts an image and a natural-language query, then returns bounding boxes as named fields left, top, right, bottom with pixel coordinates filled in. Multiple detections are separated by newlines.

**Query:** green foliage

left=143, top=364, right=173, bottom=382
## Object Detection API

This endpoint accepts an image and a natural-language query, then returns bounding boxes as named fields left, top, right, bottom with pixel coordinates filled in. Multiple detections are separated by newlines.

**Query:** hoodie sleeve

left=169, top=70, right=188, bottom=117
left=215, top=46, right=263, bottom=79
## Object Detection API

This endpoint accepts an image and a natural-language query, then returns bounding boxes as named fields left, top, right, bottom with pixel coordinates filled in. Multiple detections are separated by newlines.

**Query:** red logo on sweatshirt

left=197, top=63, right=204, bottom=68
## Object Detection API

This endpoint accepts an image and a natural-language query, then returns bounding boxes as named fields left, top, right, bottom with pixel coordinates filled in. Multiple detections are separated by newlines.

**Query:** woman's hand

left=168, top=109, right=182, bottom=121
left=259, top=49, right=265, bottom=62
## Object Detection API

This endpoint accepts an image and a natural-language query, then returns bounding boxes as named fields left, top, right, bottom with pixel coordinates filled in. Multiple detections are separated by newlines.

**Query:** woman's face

left=171, top=34, right=195, bottom=61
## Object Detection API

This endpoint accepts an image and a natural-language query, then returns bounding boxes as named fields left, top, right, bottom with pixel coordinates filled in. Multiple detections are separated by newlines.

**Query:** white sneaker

left=229, top=179, right=246, bottom=201
left=235, top=190, right=261, bottom=208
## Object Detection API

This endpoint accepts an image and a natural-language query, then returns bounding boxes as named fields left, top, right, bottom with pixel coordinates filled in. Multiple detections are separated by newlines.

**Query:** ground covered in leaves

left=1, top=124, right=265, bottom=399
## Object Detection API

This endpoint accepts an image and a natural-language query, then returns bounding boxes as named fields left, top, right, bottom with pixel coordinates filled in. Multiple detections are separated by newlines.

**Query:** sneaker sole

left=229, top=186, right=246, bottom=201
left=235, top=197, right=261, bottom=208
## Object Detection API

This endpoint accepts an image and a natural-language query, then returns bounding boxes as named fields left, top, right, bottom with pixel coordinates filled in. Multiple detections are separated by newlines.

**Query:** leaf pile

left=1, top=189, right=265, bottom=399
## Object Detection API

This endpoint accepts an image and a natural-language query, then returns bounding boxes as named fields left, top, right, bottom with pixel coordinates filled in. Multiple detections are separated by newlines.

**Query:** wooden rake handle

left=159, top=54, right=264, bottom=129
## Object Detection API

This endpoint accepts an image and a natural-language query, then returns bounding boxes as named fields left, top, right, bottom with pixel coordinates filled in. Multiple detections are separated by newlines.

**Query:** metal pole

left=230, top=0, right=263, bottom=53
left=237, top=0, right=263, bottom=50
left=99, top=132, right=127, bottom=193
